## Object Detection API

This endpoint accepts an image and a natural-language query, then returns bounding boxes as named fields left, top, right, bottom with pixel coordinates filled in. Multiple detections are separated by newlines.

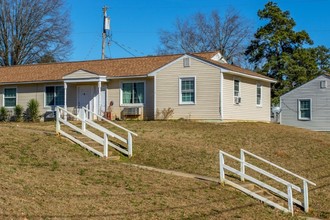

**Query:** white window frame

left=256, top=83, right=262, bottom=107
left=233, top=78, right=240, bottom=104
left=120, top=80, right=146, bottom=107
left=298, top=99, right=312, bottom=121
left=44, top=85, right=65, bottom=108
left=179, top=76, right=196, bottom=105
left=3, top=87, right=17, bottom=108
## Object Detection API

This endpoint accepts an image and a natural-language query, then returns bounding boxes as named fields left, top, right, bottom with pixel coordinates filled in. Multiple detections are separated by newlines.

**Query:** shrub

left=14, top=105, right=24, bottom=122
left=0, top=107, right=8, bottom=122
left=156, top=107, right=175, bottom=120
left=25, top=99, right=40, bottom=122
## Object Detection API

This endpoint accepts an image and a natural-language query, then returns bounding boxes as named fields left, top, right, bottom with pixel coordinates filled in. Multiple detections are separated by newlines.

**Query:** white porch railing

left=55, top=106, right=137, bottom=157
left=219, top=149, right=316, bottom=215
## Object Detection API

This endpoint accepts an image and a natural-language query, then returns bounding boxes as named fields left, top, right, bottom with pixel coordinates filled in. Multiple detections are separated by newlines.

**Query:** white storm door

left=78, top=85, right=94, bottom=118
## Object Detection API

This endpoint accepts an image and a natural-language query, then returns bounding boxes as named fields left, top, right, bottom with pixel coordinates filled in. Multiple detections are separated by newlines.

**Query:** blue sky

left=67, top=0, right=330, bottom=61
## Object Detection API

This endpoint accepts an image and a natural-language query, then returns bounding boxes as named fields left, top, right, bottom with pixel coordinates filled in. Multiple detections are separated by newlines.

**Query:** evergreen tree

left=245, top=2, right=330, bottom=103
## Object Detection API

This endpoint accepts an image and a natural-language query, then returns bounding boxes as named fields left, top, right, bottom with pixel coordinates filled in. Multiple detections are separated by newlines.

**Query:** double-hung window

left=256, top=84, right=262, bottom=106
left=45, top=86, right=64, bottom=106
left=122, top=82, right=144, bottom=105
left=298, top=99, right=311, bottom=120
left=234, top=79, right=240, bottom=97
left=4, top=88, right=17, bottom=107
left=180, top=77, right=195, bottom=104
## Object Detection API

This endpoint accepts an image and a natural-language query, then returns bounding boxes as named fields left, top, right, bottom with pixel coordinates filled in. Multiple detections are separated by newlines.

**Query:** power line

left=84, top=34, right=101, bottom=60
left=111, top=39, right=136, bottom=57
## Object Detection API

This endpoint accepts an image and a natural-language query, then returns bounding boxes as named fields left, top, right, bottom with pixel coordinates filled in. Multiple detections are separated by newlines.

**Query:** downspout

left=220, top=70, right=224, bottom=120
left=64, top=82, right=67, bottom=121
left=154, top=75, right=157, bottom=120
left=98, top=80, right=102, bottom=117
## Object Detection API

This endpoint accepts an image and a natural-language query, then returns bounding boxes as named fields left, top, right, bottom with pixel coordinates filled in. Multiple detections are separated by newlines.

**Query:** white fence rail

left=56, top=106, right=137, bottom=157
left=219, top=149, right=316, bottom=215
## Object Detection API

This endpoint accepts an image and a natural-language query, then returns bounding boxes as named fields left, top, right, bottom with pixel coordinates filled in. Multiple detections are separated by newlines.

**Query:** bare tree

left=157, top=9, right=252, bottom=64
left=0, top=0, right=71, bottom=66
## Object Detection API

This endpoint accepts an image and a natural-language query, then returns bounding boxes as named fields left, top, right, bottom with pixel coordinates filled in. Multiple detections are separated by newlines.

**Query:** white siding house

left=280, top=74, right=330, bottom=131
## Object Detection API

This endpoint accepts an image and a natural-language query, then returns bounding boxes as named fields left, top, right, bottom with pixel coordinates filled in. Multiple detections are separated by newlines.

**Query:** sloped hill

left=0, top=122, right=328, bottom=219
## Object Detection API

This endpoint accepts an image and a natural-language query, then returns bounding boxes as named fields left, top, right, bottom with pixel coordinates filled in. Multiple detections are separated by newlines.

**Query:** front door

left=78, top=85, right=94, bottom=119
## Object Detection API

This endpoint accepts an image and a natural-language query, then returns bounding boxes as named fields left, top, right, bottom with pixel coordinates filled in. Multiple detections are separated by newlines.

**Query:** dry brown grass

left=0, top=121, right=328, bottom=219
left=111, top=120, right=330, bottom=219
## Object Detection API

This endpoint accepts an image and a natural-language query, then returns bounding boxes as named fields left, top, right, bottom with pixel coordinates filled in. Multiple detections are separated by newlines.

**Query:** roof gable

left=63, top=69, right=101, bottom=79
left=281, top=74, right=330, bottom=98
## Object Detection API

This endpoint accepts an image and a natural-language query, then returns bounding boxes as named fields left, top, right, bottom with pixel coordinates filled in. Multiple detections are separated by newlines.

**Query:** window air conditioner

left=123, top=107, right=141, bottom=116
left=234, top=96, right=241, bottom=104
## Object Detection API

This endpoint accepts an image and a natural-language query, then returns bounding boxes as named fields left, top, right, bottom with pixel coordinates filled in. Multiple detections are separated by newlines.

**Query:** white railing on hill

left=55, top=106, right=137, bottom=157
left=219, top=149, right=316, bottom=215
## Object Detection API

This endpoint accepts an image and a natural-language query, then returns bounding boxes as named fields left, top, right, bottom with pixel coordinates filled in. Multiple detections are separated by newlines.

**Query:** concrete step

left=107, top=156, right=121, bottom=161
left=239, top=182, right=295, bottom=212
left=59, top=125, right=123, bottom=159
left=239, top=183, right=255, bottom=190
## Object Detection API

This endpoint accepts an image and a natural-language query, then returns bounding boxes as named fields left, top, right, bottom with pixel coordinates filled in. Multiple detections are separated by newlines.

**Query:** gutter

left=222, top=70, right=277, bottom=83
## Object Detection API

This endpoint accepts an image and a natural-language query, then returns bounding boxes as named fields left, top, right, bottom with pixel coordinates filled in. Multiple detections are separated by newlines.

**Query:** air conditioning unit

left=234, top=96, right=241, bottom=104
left=123, top=107, right=141, bottom=116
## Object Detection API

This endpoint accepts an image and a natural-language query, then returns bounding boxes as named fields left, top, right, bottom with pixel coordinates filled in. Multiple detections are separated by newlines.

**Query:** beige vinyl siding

left=18, top=85, right=44, bottom=113
left=107, top=78, right=153, bottom=120
left=107, top=79, right=121, bottom=119
left=64, top=70, right=99, bottom=79
left=66, top=84, right=77, bottom=113
left=0, top=83, right=77, bottom=115
left=222, top=74, right=271, bottom=122
left=156, top=57, right=221, bottom=120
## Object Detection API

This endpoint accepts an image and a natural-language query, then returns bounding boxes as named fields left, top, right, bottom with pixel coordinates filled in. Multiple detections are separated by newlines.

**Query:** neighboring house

left=0, top=51, right=276, bottom=121
left=280, top=74, right=330, bottom=131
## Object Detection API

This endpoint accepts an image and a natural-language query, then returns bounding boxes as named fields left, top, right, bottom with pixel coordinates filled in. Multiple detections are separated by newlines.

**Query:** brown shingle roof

left=0, top=51, right=275, bottom=83
left=0, top=54, right=182, bottom=83
left=191, top=52, right=275, bottom=82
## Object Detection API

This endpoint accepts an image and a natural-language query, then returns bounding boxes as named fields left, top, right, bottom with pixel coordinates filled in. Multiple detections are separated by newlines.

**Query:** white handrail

left=219, top=149, right=316, bottom=215
left=82, top=107, right=138, bottom=136
left=241, top=149, right=316, bottom=186
left=220, top=151, right=301, bottom=192
left=56, top=106, right=135, bottom=157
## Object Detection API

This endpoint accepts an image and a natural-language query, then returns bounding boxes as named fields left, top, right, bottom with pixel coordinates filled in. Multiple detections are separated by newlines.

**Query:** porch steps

left=60, top=125, right=120, bottom=161
left=224, top=176, right=298, bottom=214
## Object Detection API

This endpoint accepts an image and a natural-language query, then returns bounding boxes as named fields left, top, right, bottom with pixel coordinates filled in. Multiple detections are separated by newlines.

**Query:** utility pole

left=101, top=6, right=110, bottom=60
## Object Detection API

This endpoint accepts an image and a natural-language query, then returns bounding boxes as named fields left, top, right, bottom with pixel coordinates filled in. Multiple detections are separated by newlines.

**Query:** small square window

left=45, top=86, right=64, bottom=106
left=122, top=82, right=144, bottom=104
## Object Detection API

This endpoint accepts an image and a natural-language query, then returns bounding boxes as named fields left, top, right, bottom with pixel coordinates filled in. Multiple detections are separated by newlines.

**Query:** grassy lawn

left=0, top=121, right=329, bottom=219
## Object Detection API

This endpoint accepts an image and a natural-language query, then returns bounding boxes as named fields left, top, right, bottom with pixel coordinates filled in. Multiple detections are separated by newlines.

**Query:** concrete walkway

left=124, top=163, right=220, bottom=183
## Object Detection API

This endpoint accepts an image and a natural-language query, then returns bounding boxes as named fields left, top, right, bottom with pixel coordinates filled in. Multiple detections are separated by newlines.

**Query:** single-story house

left=0, top=51, right=276, bottom=121
left=280, top=74, right=330, bottom=131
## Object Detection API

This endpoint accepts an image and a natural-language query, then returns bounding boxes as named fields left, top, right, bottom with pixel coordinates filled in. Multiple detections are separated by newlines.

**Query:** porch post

left=98, top=80, right=102, bottom=116
left=64, top=82, right=68, bottom=121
